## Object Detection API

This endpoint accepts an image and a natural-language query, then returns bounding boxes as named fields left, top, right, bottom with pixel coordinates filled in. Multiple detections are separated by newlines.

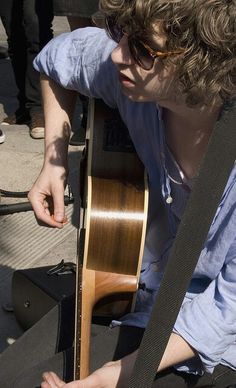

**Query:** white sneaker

left=0, top=129, right=5, bottom=144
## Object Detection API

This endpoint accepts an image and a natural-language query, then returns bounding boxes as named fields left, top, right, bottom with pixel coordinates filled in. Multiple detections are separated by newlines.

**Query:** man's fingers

left=41, top=370, right=103, bottom=388
left=52, top=191, right=66, bottom=223
left=41, top=382, right=51, bottom=388
left=41, top=371, right=65, bottom=388
left=31, top=197, right=54, bottom=226
left=27, top=166, right=68, bottom=228
left=29, top=193, right=65, bottom=228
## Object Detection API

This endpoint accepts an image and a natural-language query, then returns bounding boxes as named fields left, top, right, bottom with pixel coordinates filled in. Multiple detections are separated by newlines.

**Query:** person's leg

left=0, top=0, right=12, bottom=37
left=20, top=0, right=53, bottom=137
left=0, top=4, right=10, bottom=60
left=0, top=0, right=29, bottom=120
left=23, top=0, right=53, bottom=114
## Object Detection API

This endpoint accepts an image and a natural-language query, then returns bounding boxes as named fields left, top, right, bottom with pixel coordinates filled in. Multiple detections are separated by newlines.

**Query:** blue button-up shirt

left=34, top=27, right=236, bottom=375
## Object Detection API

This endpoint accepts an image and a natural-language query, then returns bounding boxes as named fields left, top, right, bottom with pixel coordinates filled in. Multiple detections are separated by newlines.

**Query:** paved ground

left=0, top=17, right=82, bottom=352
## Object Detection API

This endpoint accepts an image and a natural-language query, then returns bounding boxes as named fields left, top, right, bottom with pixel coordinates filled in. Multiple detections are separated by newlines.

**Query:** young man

left=1, top=0, right=236, bottom=387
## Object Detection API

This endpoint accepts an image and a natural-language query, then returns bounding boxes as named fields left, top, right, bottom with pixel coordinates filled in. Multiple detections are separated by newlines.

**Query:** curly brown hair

left=98, top=0, right=236, bottom=106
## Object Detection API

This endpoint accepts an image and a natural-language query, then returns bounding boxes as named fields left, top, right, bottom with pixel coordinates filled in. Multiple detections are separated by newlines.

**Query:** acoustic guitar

left=74, top=99, right=149, bottom=379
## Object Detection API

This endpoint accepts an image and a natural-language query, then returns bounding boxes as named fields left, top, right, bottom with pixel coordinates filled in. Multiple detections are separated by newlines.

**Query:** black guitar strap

left=128, top=105, right=236, bottom=388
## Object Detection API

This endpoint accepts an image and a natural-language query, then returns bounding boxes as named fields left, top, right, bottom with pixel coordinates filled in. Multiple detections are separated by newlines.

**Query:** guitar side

left=74, top=99, right=149, bottom=379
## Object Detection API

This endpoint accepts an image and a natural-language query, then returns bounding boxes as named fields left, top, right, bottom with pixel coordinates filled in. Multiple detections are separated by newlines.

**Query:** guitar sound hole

left=103, top=116, right=135, bottom=153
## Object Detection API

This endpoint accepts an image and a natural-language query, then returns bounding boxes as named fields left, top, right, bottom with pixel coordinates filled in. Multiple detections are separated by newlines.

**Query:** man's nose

left=111, top=35, right=135, bottom=67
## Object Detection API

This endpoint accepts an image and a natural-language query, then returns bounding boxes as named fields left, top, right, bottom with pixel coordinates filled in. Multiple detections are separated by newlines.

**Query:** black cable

left=0, top=195, right=74, bottom=216
left=0, top=184, right=73, bottom=199
left=0, top=189, right=28, bottom=198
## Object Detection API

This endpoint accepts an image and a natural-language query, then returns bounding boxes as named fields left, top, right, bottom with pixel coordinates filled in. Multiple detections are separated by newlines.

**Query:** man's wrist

left=44, top=138, right=69, bottom=166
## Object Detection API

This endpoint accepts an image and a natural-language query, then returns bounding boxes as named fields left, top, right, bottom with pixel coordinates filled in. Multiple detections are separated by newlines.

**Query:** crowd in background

left=0, top=0, right=99, bottom=145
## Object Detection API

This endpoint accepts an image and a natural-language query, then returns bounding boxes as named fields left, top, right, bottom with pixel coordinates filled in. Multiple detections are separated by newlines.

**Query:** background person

left=0, top=0, right=54, bottom=139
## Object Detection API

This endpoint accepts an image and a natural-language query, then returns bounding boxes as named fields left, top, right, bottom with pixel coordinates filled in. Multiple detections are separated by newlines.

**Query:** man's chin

left=122, top=89, right=148, bottom=102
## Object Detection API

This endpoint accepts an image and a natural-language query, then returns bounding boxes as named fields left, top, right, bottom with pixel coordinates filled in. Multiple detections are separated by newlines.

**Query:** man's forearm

left=158, top=332, right=197, bottom=371
left=123, top=332, right=197, bottom=376
left=28, top=75, right=77, bottom=227
left=40, top=74, right=77, bottom=165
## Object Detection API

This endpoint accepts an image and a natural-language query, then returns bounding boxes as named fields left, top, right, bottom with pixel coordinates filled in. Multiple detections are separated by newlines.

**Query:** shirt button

left=166, top=196, right=173, bottom=204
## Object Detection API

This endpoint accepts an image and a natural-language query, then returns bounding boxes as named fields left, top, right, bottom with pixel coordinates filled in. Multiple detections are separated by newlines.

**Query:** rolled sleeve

left=174, top=245, right=236, bottom=373
left=34, top=27, right=118, bottom=107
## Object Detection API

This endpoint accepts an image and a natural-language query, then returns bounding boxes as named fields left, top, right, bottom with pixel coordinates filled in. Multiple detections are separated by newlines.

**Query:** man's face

left=111, top=24, right=179, bottom=105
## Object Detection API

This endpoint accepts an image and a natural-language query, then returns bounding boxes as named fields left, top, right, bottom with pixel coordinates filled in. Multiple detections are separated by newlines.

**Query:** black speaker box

left=12, top=260, right=134, bottom=331
left=12, top=262, right=75, bottom=330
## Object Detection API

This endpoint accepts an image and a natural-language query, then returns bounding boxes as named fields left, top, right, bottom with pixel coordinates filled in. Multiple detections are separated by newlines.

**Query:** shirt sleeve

left=174, top=238, right=236, bottom=374
left=33, top=27, right=119, bottom=107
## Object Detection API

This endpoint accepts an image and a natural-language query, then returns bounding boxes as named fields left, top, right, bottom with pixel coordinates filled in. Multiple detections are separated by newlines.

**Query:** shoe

left=30, top=112, right=45, bottom=139
left=0, top=129, right=6, bottom=144
left=1, top=111, right=31, bottom=126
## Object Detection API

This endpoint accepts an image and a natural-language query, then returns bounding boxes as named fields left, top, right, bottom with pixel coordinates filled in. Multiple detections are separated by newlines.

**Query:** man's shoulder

left=66, top=27, right=116, bottom=57
left=38, top=27, right=116, bottom=67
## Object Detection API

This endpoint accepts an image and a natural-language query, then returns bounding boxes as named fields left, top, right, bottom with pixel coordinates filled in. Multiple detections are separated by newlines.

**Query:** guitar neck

left=74, top=261, right=83, bottom=380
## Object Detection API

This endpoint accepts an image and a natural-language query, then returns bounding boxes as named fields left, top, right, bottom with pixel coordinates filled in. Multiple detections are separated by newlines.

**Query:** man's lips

left=119, top=72, right=135, bottom=84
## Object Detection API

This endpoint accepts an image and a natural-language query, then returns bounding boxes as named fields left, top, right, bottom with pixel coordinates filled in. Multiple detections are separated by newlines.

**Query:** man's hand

left=41, top=354, right=137, bottom=388
left=40, top=332, right=197, bottom=388
left=41, top=362, right=122, bottom=388
left=28, top=75, right=77, bottom=228
left=28, top=164, right=68, bottom=228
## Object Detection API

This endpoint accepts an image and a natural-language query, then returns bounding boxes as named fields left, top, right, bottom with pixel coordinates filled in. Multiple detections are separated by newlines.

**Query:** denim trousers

left=0, top=296, right=236, bottom=388
left=0, top=0, right=53, bottom=114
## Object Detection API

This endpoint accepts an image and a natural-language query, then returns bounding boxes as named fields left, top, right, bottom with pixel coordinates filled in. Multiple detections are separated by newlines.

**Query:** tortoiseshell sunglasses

left=105, top=17, right=184, bottom=70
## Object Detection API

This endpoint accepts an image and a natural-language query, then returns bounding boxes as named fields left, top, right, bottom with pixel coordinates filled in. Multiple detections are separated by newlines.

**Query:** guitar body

left=74, top=99, right=148, bottom=379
